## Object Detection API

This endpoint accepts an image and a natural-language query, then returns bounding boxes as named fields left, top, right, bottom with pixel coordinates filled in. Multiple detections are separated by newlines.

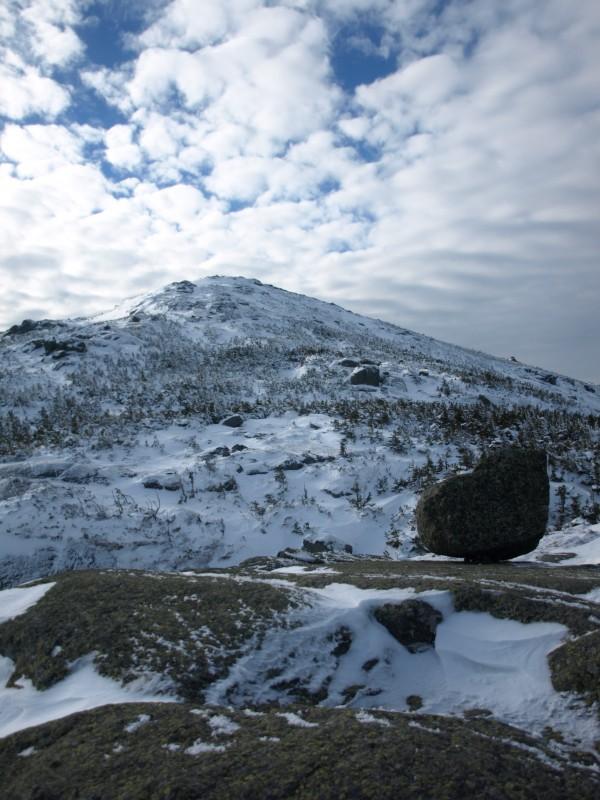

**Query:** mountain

left=0, top=275, right=599, bottom=588
left=1, top=276, right=599, bottom=797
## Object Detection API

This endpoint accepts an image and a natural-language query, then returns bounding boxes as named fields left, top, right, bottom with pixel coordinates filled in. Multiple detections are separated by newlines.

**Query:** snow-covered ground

left=0, top=276, right=599, bottom=582
left=207, top=579, right=597, bottom=750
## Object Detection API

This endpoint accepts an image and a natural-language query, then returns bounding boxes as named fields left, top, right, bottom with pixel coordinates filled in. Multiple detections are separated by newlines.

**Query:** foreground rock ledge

left=416, top=447, right=549, bottom=561
left=1, top=703, right=598, bottom=800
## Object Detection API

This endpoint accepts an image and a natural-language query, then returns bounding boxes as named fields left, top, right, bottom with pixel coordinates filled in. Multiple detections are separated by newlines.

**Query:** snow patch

left=124, top=713, right=151, bottom=733
left=184, top=739, right=228, bottom=755
left=277, top=712, right=319, bottom=728
left=0, top=654, right=173, bottom=739
left=0, top=582, right=55, bottom=624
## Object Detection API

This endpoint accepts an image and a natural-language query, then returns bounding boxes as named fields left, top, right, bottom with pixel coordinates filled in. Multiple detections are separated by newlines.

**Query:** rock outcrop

left=416, top=447, right=549, bottom=561
left=374, top=600, right=442, bottom=652
left=350, top=365, right=381, bottom=386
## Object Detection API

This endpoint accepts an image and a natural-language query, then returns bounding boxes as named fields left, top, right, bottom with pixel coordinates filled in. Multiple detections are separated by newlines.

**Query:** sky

left=0, top=0, right=599, bottom=383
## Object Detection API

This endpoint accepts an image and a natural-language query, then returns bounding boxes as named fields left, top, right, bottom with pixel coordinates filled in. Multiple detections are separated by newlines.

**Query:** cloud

left=0, top=55, right=70, bottom=119
left=0, top=0, right=599, bottom=382
left=104, top=124, right=142, bottom=169
left=0, top=123, right=83, bottom=177
left=0, top=0, right=84, bottom=118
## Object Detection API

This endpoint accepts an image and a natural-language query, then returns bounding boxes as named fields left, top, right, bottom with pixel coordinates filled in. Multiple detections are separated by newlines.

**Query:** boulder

left=338, top=358, right=360, bottom=368
left=416, top=447, right=549, bottom=561
left=221, top=414, right=244, bottom=428
left=143, top=472, right=181, bottom=491
left=6, top=319, right=60, bottom=336
left=374, top=600, right=442, bottom=652
left=350, top=365, right=381, bottom=387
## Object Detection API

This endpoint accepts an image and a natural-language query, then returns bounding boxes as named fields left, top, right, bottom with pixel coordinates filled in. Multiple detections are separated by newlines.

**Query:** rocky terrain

left=0, top=560, right=599, bottom=798
left=0, top=276, right=599, bottom=797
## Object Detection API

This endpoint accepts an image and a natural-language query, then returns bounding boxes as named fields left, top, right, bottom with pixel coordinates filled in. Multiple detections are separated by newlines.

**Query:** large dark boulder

left=374, top=600, right=442, bottom=652
left=350, top=365, right=381, bottom=386
left=416, top=448, right=549, bottom=561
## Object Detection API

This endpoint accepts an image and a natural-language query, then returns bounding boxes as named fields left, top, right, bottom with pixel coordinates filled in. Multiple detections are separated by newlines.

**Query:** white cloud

left=0, top=123, right=83, bottom=178
left=19, top=0, right=84, bottom=66
left=0, top=0, right=599, bottom=382
left=138, top=0, right=261, bottom=49
left=104, top=125, right=142, bottom=170
left=0, top=55, right=70, bottom=119
left=140, top=183, right=207, bottom=223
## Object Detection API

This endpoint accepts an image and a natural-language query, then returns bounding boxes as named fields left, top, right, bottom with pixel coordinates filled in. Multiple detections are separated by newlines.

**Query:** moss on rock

left=0, top=570, right=298, bottom=700
left=0, top=703, right=597, bottom=800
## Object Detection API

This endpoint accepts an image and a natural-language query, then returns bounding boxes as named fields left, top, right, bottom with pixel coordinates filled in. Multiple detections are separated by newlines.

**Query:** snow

left=270, top=566, right=338, bottom=575
left=355, top=710, right=391, bottom=726
left=0, top=582, right=55, bottom=624
left=184, top=739, right=228, bottom=755
left=207, top=714, right=240, bottom=736
left=124, top=713, right=151, bottom=733
left=206, top=581, right=598, bottom=748
left=277, top=712, right=319, bottom=728
left=522, top=523, right=600, bottom=565
left=0, top=654, right=173, bottom=739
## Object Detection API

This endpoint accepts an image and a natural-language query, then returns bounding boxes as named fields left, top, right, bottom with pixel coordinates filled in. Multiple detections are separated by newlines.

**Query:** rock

left=221, top=414, right=244, bottom=428
left=302, top=453, right=334, bottom=465
left=303, top=539, right=331, bottom=554
left=205, top=446, right=230, bottom=458
left=416, top=447, right=549, bottom=561
left=338, top=358, right=360, bottom=368
left=6, top=319, right=60, bottom=336
left=478, top=394, right=492, bottom=406
left=418, top=368, right=429, bottom=376
left=278, top=459, right=304, bottom=471
left=361, top=359, right=380, bottom=366
left=542, top=373, right=557, bottom=385
left=61, top=464, right=101, bottom=484
left=584, top=384, right=596, bottom=393
left=374, top=600, right=442, bottom=652
left=32, top=338, right=87, bottom=358
left=350, top=365, right=381, bottom=387
left=143, top=472, right=181, bottom=491
left=207, top=477, right=238, bottom=492
left=231, top=444, right=248, bottom=452
left=171, top=280, right=196, bottom=293
left=29, top=461, right=74, bottom=478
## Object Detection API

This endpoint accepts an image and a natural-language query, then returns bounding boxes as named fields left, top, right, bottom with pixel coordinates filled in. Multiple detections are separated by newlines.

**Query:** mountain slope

left=0, top=276, right=599, bottom=588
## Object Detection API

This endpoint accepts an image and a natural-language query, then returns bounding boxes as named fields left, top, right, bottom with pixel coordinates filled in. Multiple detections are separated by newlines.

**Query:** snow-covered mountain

left=1, top=275, right=599, bottom=587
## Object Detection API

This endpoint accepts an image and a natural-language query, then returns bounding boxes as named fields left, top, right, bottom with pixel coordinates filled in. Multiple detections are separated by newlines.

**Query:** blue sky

left=1, top=0, right=599, bottom=382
